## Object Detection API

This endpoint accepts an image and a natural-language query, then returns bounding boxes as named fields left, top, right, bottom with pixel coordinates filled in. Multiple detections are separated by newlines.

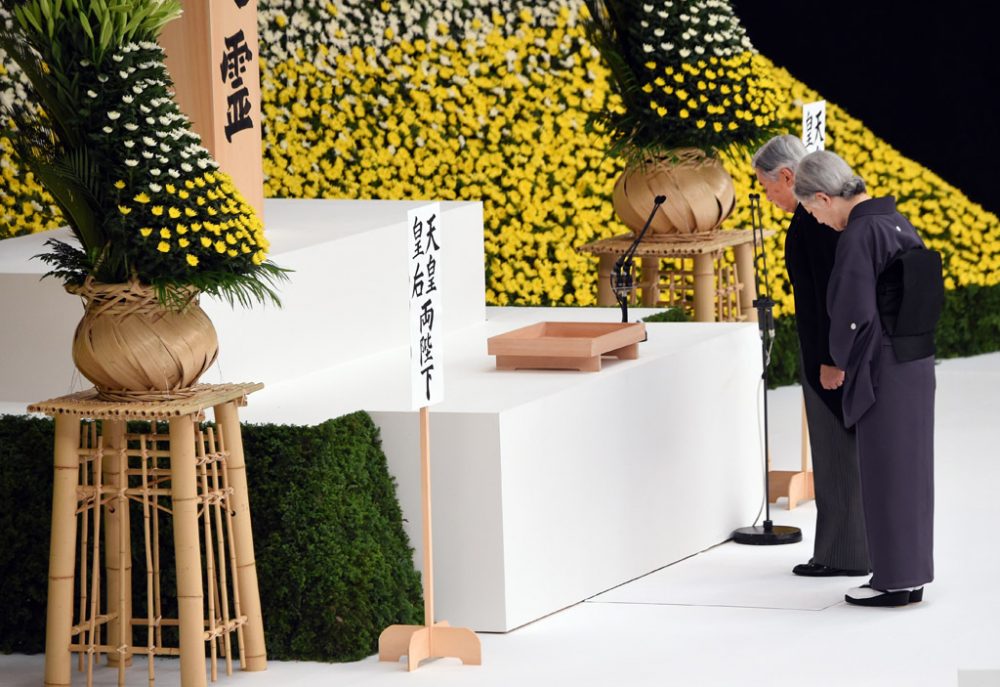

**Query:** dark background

left=732, top=0, right=999, bottom=216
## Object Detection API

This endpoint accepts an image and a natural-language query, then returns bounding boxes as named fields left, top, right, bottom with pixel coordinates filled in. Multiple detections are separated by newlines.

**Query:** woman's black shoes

left=845, top=584, right=924, bottom=607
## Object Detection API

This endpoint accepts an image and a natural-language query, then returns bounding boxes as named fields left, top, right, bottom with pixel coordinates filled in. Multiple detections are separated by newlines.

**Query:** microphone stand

left=732, top=193, right=802, bottom=545
left=611, top=195, right=666, bottom=323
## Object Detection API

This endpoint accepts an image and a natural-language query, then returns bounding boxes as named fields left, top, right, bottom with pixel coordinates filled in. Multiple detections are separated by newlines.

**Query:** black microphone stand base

left=732, top=522, right=802, bottom=546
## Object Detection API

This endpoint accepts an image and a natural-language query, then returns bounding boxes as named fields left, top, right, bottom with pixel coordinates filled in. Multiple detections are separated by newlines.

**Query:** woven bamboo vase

left=612, top=148, right=737, bottom=240
left=68, top=279, right=219, bottom=401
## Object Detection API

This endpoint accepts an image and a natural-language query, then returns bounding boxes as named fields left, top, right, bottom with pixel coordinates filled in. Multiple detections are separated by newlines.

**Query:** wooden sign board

left=159, top=0, right=265, bottom=217
left=408, top=203, right=444, bottom=410
left=802, top=100, right=827, bottom=153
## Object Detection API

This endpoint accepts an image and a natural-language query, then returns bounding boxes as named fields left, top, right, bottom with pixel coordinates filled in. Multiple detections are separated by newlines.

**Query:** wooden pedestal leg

left=692, top=253, right=715, bottom=322
left=169, top=415, right=207, bottom=687
left=640, top=256, right=660, bottom=306
left=44, top=415, right=81, bottom=687
left=378, top=408, right=480, bottom=671
left=103, top=420, right=133, bottom=669
left=596, top=254, right=615, bottom=306
left=214, top=401, right=267, bottom=672
left=733, top=242, right=758, bottom=323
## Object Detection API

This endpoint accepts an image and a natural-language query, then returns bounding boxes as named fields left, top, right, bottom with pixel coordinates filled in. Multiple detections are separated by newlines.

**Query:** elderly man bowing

left=751, top=135, right=870, bottom=578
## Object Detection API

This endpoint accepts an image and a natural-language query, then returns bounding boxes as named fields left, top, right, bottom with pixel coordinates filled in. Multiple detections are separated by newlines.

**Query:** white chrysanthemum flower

left=150, top=169, right=161, bottom=175
left=107, top=111, right=121, bottom=120
left=125, top=123, right=139, bottom=131
left=679, top=48, right=691, bottom=58
left=124, top=141, right=135, bottom=148
left=142, top=151, right=154, bottom=159
left=87, top=90, right=98, bottom=98
left=181, top=162, right=193, bottom=173
left=98, top=75, right=108, bottom=82
left=168, top=169, right=180, bottom=178
left=125, top=159, right=139, bottom=167
left=642, top=44, right=654, bottom=53
left=143, top=136, right=156, bottom=146
left=149, top=183, right=162, bottom=192
left=103, top=126, right=113, bottom=133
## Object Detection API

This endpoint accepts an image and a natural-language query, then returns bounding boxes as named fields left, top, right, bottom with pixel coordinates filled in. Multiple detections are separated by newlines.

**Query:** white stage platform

left=0, top=199, right=763, bottom=633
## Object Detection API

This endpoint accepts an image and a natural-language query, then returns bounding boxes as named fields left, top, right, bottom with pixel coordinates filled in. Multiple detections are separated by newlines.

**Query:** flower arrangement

left=582, top=0, right=782, bottom=163
left=0, top=0, right=285, bottom=307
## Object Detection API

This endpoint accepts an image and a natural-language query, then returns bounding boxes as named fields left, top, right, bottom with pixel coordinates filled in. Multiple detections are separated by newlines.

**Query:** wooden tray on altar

left=487, top=321, right=646, bottom=371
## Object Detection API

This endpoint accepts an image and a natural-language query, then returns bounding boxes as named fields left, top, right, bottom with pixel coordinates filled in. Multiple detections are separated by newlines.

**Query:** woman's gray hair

left=793, top=150, right=867, bottom=201
left=751, top=135, right=808, bottom=180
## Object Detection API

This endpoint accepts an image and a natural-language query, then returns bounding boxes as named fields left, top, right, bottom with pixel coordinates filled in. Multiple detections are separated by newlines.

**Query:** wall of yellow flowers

left=2, top=1, right=998, bottom=322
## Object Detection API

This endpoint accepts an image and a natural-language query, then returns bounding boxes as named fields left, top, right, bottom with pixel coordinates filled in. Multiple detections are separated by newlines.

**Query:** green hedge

left=0, top=415, right=54, bottom=654
left=0, top=412, right=422, bottom=661
left=242, top=413, right=423, bottom=661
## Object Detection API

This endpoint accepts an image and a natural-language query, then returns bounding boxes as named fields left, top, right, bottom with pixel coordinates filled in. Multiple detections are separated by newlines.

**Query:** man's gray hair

left=751, top=135, right=808, bottom=180
left=793, top=150, right=867, bottom=202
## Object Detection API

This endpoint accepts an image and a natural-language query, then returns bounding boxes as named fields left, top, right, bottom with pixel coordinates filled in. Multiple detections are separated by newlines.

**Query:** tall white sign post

left=802, top=100, right=827, bottom=152
left=378, top=205, right=481, bottom=671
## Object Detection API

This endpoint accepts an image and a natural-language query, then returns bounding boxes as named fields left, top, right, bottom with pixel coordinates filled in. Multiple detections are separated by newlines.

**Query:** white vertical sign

left=802, top=100, right=826, bottom=152
left=408, top=203, right=444, bottom=409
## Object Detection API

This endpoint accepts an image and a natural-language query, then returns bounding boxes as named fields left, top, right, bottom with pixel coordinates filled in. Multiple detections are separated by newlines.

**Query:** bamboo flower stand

left=578, top=229, right=774, bottom=322
left=378, top=408, right=481, bottom=671
left=29, top=383, right=268, bottom=687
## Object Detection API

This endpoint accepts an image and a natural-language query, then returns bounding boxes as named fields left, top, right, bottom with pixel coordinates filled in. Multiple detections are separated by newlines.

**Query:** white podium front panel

left=239, top=307, right=763, bottom=632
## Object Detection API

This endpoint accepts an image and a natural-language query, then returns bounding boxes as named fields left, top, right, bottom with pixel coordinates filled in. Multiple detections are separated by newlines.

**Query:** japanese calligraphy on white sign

left=802, top=100, right=826, bottom=152
left=408, top=204, right=444, bottom=409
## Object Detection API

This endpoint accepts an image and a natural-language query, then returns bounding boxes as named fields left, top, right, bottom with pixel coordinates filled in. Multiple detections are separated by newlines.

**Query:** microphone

left=611, top=194, right=667, bottom=323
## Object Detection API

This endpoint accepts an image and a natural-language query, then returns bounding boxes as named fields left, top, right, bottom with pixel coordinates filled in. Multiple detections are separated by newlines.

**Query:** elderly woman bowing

left=794, top=150, right=938, bottom=608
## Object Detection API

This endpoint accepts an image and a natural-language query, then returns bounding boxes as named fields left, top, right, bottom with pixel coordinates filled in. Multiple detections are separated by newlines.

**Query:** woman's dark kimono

left=826, top=196, right=935, bottom=591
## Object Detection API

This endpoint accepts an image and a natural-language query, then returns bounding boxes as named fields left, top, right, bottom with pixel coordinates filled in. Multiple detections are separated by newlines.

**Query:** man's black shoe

left=792, top=562, right=869, bottom=577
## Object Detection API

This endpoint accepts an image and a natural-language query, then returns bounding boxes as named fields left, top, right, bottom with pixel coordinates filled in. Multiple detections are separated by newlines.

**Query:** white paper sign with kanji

left=802, top=100, right=826, bottom=152
left=408, top=203, right=444, bottom=409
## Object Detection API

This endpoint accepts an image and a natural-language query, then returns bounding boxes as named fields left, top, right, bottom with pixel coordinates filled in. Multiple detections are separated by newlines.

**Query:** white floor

left=3, top=353, right=999, bottom=687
